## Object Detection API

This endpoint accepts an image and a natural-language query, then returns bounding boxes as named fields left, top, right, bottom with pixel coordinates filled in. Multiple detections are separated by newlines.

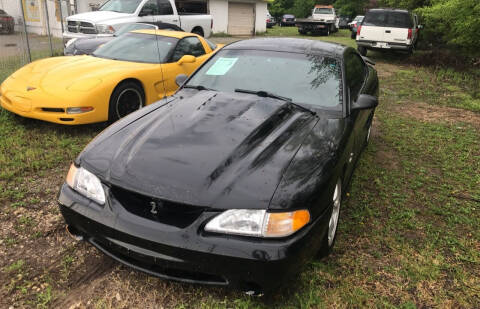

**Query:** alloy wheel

left=328, top=180, right=341, bottom=246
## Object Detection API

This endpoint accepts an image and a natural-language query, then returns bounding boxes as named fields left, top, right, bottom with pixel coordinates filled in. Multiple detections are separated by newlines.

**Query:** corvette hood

left=67, top=11, right=130, bottom=24
left=9, top=56, right=148, bottom=96
left=80, top=90, right=319, bottom=209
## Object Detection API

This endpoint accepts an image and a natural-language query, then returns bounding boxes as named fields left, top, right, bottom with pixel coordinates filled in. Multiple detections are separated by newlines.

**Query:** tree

left=376, top=0, right=431, bottom=10
left=292, top=0, right=316, bottom=18
left=334, top=0, right=369, bottom=17
left=417, top=0, right=480, bottom=56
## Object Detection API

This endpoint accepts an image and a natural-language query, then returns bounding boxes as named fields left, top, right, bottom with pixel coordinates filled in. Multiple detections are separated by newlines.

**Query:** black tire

left=351, top=32, right=356, bottom=39
left=191, top=27, right=204, bottom=37
left=317, top=179, right=342, bottom=258
left=108, top=81, right=145, bottom=122
left=407, top=46, right=414, bottom=56
left=358, top=46, right=367, bottom=56
left=298, top=29, right=307, bottom=35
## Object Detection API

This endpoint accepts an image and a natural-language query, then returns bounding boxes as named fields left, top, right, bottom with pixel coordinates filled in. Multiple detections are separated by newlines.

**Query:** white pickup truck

left=63, top=0, right=212, bottom=41
left=295, top=5, right=339, bottom=36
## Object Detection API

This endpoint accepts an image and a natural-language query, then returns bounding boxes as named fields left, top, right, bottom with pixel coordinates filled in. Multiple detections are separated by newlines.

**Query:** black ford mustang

left=58, top=38, right=378, bottom=294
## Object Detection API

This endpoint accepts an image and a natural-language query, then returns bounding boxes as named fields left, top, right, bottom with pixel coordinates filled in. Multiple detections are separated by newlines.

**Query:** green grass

left=262, top=26, right=356, bottom=48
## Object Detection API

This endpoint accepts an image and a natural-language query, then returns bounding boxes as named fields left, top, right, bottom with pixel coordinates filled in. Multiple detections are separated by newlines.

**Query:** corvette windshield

left=186, top=49, right=342, bottom=110
left=99, top=0, right=142, bottom=14
left=93, top=33, right=178, bottom=63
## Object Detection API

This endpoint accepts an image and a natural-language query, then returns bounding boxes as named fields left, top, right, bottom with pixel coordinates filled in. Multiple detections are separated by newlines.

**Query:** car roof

left=368, top=8, right=410, bottom=13
left=224, top=38, right=346, bottom=57
left=131, top=29, right=196, bottom=39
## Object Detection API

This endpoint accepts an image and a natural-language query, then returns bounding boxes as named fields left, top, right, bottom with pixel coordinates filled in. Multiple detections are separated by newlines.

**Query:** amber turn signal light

left=264, top=210, right=310, bottom=237
left=65, top=163, right=77, bottom=188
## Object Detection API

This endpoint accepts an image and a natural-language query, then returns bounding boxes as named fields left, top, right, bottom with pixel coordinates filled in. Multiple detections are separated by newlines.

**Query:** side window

left=158, top=0, right=174, bottom=15
left=140, top=0, right=159, bottom=16
left=171, top=37, right=206, bottom=62
left=345, top=53, right=366, bottom=102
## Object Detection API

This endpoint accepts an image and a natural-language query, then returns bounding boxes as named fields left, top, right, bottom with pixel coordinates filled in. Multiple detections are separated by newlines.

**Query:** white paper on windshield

left=206, top=57, right=238, bottom=75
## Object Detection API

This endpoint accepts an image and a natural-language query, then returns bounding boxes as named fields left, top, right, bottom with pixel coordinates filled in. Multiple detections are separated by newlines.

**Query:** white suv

left=356, top=8, right=421, bottom=56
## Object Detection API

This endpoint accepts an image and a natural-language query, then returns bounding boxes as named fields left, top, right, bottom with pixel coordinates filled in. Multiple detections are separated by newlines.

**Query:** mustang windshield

left=93, top=33, right=178, bottom=63
left=99, top=0, right=142, bottom=14
left=186, top=50, right=342, bottom=110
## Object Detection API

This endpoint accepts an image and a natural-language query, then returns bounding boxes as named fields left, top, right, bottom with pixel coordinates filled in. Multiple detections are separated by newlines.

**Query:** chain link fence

left=0, top=0, right=78, bottom=82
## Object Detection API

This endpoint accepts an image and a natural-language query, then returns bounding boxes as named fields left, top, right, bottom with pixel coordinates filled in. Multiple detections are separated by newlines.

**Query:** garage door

left=228, top=2, right=254, bottom=35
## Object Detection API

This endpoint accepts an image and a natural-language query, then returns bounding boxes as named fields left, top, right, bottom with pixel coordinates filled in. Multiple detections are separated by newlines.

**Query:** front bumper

left=58, top=184, right=330, bottom=292
left=0, top=94, right=101, bottom=125
left=0, top=81, right=106, bottom=125
left=357, top=40, right=412, bottom=51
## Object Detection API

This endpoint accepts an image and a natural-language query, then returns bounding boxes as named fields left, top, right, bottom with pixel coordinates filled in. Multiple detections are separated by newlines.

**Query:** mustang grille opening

left=110, top=186, right=206, bottom=228
left=92, top=237, right=227, bottom=284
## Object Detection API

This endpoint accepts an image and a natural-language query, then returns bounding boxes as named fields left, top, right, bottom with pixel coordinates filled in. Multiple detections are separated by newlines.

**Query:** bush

left=417, top=0, right=480, bottom=57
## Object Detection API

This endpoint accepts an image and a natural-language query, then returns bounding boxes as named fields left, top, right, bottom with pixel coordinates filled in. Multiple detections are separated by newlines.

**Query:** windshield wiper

left=183, top=85, right=216, bottom=91
left=234, top=89, right=316, bottom=115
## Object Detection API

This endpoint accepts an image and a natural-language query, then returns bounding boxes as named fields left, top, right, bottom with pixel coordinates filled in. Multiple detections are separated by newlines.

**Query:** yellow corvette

left=0, top=30, right=222, bottom=125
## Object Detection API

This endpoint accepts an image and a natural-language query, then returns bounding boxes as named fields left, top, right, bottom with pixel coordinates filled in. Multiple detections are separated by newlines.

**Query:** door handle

left=173, top=19, right=178, bottom=22
left=385, top=30, right=391, bottom=33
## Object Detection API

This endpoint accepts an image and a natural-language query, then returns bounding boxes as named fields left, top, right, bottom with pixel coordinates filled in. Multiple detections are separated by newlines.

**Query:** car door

left=137, top=0, right=158, bottom=23
left=344, top=51, right=369, bottom=162
left=160, top=36, right=209, bottom=97
left=153, top=0, right=181, bottom=27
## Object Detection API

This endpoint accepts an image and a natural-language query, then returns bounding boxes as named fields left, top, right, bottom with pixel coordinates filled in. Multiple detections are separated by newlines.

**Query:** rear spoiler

left=362, top=56, right=375, bottom=66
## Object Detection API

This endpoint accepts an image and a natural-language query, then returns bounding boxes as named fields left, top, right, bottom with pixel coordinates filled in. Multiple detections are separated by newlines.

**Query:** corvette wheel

left=109, top=81, right=144, bottom=122
left=318, top=179, right=342, bottom=258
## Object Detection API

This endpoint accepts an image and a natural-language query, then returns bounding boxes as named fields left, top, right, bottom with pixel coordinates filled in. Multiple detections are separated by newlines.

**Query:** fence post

left=19, top=0, right=32, bottom=63
left=43, top=0, right=54, bottom=56
left=58, top=0, right=64, bottom=34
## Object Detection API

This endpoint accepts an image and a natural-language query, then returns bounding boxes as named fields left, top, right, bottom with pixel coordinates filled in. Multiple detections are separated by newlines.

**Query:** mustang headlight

left=96, top=24, right=115, bottom=34
left=204, top=209, right=310, bottom=238
left=66, top=164, right=105, bottom=205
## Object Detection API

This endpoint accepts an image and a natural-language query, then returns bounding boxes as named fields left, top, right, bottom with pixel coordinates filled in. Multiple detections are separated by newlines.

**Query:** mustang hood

left=79, top=90, right=318, bottom=209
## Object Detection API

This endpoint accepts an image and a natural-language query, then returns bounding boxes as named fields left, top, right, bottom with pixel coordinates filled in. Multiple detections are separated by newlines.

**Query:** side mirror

left=177, top=55, right=196, bottom=65
left=352, top=94, right=378, bottom=111
left=139, top=8, right=154, bottom=17
left=175, top=74, right=188, bottom=87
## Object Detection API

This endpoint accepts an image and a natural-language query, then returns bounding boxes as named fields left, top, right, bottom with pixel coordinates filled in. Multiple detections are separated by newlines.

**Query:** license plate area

left=375, top=42, right=390, bottom=49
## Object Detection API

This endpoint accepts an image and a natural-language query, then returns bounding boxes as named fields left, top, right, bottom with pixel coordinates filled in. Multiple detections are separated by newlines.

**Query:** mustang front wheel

left=109, top=81, right=145, bottom=122
left=318, top=179, right=342, bottom=258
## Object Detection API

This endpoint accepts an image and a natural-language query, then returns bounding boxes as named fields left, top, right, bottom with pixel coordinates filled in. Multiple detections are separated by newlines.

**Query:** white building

left=0, top=0, right=268, bottom=37
left=209, top=0, right=267, bottom=35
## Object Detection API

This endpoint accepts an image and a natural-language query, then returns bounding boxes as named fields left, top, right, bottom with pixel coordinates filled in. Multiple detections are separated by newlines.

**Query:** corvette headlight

left=96, top=24, right=115, bottom=34
left=66, top=164, right=105, bottom=205
left=204, top=209, right=310, bottom=238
